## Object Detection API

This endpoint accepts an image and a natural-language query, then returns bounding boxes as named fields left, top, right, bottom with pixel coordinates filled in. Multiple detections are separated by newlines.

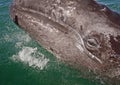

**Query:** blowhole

left=14, top=15, right=19, bottom=25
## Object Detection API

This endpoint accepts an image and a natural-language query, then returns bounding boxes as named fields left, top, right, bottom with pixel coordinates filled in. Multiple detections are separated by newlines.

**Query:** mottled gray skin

left=10, top=0, right=120, bottom=80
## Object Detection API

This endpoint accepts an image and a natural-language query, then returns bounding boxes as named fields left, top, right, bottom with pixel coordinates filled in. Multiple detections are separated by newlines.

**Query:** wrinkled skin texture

left=10, top=0, right=120, bottom=83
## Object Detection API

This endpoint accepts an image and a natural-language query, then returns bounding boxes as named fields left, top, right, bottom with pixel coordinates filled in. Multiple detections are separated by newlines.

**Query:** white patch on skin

left=63, top=7, right=76, bottom=17
left=100, top=7, right=107, bottom=12
left=51, top=5, right=76, bottom=22
left=90, top=53, right=103, bottom=64
left=76, top=43, right=84, bottom=52
left=56, top=0, right=61, bottom=4
left=46, top=24, right=59, bottom=33
left=28, top=15, right=59, bottom=33
left=48, top=16, right=51, bottom=19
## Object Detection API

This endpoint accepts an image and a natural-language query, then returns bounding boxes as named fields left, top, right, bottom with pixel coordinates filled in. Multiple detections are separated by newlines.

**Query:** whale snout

left=10, top=0, right=120, bottom=79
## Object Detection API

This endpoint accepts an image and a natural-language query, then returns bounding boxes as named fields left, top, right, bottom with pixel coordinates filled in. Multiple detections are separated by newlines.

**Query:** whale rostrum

left=10, top=0, right=120, bottom=79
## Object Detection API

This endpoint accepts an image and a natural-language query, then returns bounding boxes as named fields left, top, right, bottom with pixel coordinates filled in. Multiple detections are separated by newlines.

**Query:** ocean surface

left=0, top=0, right=120, bottom=85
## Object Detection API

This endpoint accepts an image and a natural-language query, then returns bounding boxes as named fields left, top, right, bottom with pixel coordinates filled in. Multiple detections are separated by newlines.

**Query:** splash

left=11, top=47, right=49, bottom=70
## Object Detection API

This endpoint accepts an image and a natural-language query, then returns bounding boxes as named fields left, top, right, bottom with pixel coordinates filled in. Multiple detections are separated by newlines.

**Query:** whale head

left=10, top=0, right=120, bottom=78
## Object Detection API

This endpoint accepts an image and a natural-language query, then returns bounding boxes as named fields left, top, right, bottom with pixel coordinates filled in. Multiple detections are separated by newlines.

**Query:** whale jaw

left=10, top=0, right=120, bottom=79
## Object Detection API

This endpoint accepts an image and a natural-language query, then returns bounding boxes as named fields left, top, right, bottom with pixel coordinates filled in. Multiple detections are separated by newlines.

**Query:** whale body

left=10, top=0, right=120, bottom=82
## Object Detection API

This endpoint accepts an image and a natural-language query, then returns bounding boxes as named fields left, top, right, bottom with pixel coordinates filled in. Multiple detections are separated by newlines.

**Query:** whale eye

left=86, top=38, right=99, bottom=48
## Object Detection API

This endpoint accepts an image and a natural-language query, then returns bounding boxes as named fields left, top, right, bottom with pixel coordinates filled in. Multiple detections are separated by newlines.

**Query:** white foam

left=11, top=47, right=49, bottom=70
left=15, top=42, right=23, bottom=48
left=16, top=33, right=31, bottom=43
left=4, top=32, right=31, bottom=42
left=14, top=34, right=31, bottom=48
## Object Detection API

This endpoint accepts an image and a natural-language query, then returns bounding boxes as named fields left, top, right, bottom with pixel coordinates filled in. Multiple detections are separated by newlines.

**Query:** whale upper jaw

left=10, top=0, right=120, bottom=78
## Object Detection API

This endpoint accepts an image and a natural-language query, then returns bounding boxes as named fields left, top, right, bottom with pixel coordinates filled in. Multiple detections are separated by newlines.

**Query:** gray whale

left=10, top=0, right=120, bottom=81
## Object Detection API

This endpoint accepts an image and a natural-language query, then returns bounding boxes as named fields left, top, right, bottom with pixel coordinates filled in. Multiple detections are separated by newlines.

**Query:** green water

left=0, top=0, right=120, bottom=85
